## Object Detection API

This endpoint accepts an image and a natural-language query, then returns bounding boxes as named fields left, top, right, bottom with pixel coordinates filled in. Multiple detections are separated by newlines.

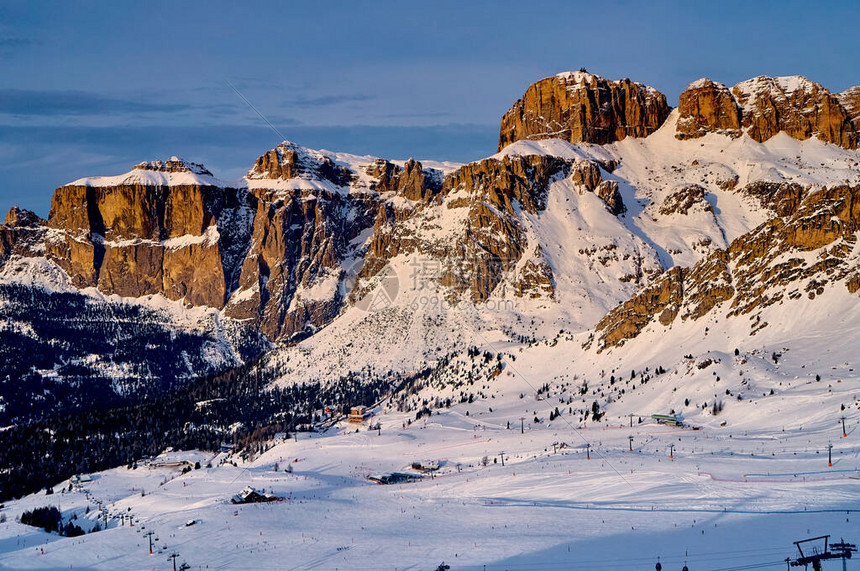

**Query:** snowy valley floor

left=1, top=392, right=858, bottom=571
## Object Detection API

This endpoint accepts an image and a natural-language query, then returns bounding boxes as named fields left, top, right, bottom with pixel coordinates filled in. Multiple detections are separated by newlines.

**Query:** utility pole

left=144, top=530, right=155, bottom=555
left=586, top=443, right=590, bottom=461
left=628, top=435, right=634, bottom=452
left=841, top=416, right=847, bottom=438
left=520, top=417, right=525, bottom=434
left=168, top=552, right=180, bottom=571
left=828, top=443, right=833, bottom=467
left=499, top=452, right=505, bottom=467
left=629, top=413, right=634, bottom=428
left=669, top=444, right=675, bottom=460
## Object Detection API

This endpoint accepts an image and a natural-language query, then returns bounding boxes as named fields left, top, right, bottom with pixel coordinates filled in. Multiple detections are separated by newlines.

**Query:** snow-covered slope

left=0, top=256, right=269, bottom=422
left=256, top=111, right=860, bottom=387
left=1, top=284, right=857, bottom=568
left=68, top=157, right=227, bottom=188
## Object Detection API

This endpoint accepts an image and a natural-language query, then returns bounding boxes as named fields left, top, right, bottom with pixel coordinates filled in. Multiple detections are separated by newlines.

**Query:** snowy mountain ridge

left=0, top=70, right=858, bottom=402
left=0, top=69, right=859, bottom=570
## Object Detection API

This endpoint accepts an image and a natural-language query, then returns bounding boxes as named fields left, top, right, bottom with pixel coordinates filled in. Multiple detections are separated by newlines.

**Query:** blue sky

left=1, top=0, right=858, bottom=216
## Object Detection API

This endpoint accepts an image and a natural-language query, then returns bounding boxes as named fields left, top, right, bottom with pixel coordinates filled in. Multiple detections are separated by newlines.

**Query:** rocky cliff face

left=42, top=158, right=255, bottom=306
left=3, top=70, right=857, bottom=350
left=498, top=71, right=670, bottom=151
left=225, top=143, right=379, bottom=339
left=676, top=79, right=741, bottom=139
left=839, top=86, right=860, bottom=131
left=1, top=207, right=45, bottom=263
left=677, top=75, right=859, bottom=149
left=365, top=158, right=442, bottom=201
left=594, top=184, right=860, bottom=350
left=359, top=154, right=572, bottom=304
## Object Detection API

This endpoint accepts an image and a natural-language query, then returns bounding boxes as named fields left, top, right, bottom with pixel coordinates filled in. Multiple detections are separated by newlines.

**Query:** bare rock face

left=1, top=208, right=46, bottom=264
left=596, top=180, right=625, bottom=215
left=733, top=76, right=856, bottom=148
left=659, top=184, right=712, bottom=216
left=45, top=159, right=254, bottom=305
left=838, top=86, right=860, bottom=131
left=440, top=155, right=570, bottom=300
left=513, top=253, right=555, bottom=299
left=224, top=187, right=375, bottom=340
left=498, top=71, right=670, bottom=151
left=569, top=160, right=602, bottom=192
left=4, top=207, right=43, bottom=228
left=247, top=142, right=353, bottom=187
left=359, top=154, right=570, bottom=303
left=676, top=79, right=741, bottom=139
left=225, top=145, right=379, bottom=340
left=365, top=158, right=442, bottom=201
left=595, top=184, right=860, bottom=350
left=677, top=76, right=859, bottom=149
left=593, top=266, right=686, bottom=349
left=739, top=181, right=806, bottom=217
left=442, top=154, right=569, bottom=214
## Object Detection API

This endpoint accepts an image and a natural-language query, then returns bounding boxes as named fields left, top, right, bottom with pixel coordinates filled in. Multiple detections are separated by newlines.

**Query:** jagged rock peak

left=498, top=70, right=671, bottom=151
left=246, top=141, right=353, bottom=187
left=365, top=158, right=442, bottom=201
left=677, top=75, right=858, bottom=149
left=132, top=156, right=212, bottom=176
left=4, top=206, right=43, bottom=228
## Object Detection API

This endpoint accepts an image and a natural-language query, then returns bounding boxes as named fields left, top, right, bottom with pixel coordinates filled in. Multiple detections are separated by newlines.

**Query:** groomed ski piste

left=0, top=397, right=856, bottom=570
left=1, top=283, right=858, bottom=571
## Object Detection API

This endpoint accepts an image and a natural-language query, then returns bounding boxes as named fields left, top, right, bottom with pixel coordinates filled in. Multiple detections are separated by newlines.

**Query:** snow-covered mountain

left=0, top=70, right=858, bottom=503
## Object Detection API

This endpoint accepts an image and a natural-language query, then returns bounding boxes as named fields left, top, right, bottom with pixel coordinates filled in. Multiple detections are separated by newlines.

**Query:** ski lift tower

left=830, top=540, right=857, bottom=571
left=789, top=535, right=856, bottom=570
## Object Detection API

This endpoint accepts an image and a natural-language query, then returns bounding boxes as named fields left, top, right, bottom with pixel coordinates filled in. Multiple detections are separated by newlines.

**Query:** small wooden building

left=348, top=406, right=371, bottom=422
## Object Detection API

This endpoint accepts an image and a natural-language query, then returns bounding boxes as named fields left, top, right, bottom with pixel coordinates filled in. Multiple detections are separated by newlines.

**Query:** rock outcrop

left=247, top=142, right=353, bottom=187
left=739, top=181, right=806, bottom=217
left=838, top=86, right=860, bottom=131
left=596, top=180, right=625, bottom=215
left=595, top=184, right=860, bottom=350
left=365, top=158, right=442, bottom=201
left=223, top=185, right=376, bottom=340
left=1, top=208, right=46, bottom=263
left=676, top=79, right=741, bottom=139
left=4, top=207, right=43, bottom=228
left=677, top=75, right=859, bottom=149
left=659, top=184, right=712, bottom=216
left=498, top=71, right=670, bottom=151
left=225, top=144, right=380, bottom=339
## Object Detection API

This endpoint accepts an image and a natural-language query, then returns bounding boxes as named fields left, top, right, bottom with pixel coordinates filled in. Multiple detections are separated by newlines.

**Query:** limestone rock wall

left=677, top=75, right=859, bottom=149
left=498, top=72, right=670, bottom=151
